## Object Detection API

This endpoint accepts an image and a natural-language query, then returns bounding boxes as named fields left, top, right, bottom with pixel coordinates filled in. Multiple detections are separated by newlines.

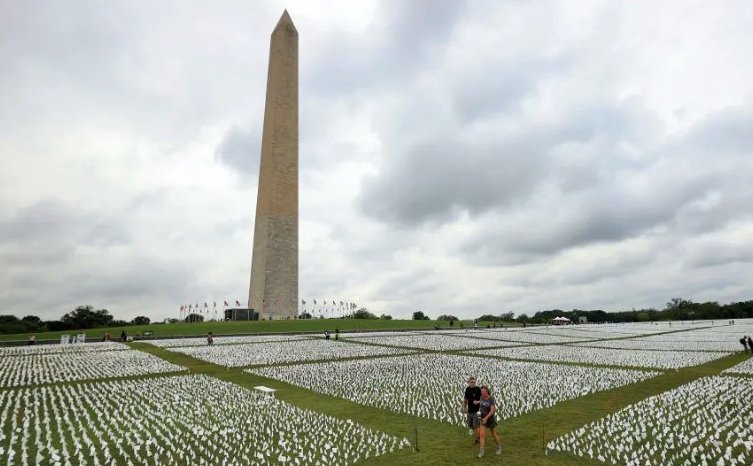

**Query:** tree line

left=477, top=298, right=753, bottom=324
left=0, top=305, right=151, bottom=335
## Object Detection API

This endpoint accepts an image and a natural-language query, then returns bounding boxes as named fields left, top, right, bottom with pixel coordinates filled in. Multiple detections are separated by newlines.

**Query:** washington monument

left=248, top=11, right=298, bottom=319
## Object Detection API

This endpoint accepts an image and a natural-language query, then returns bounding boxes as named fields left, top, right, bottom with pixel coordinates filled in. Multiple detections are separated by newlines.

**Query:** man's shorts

left=466, top=412, right=480, bottom=429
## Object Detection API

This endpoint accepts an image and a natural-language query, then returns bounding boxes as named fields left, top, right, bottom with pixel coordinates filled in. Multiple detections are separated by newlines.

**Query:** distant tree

left=0, top=315, right=24, bottom=334
left=184, top=313, right=204, bottom=323
left=299, top=312, right=312, bottom=320
left=413, top=311, right=429, bottom=320
left=437, top=315, right=458, bottom=321
left=499, top=312, right=515, bottom=321
left=353, top=308, right=377, bottom=319
left=477, top=314, right=499, bottom=322
left=61, top=305, right=114, bottom=329
left=380, top=314, right=392, bottom=320
left=515, top=313, right=529, bottom=323
left=131, top=316, right=150, bottom=326
left=110, top=320, right=128, bottom=327
left=166, top=318, right=181, bottom=324
left=46, top=320, right=75, bottom=331
left=0, top=315, right=45, bottom=334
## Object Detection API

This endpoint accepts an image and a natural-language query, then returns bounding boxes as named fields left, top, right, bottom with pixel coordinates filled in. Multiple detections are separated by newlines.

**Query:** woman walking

left=477, top=385, right=502, bottom=458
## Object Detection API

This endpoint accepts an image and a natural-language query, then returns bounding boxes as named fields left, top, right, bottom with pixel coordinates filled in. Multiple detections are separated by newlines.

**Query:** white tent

left=552, top=316, right=571, bottom=325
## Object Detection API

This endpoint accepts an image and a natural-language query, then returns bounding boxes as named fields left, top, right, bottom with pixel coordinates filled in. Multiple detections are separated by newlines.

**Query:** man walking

left=462, top=376, right=482, bottom=443
left=741, top=336, right=748, bottom=352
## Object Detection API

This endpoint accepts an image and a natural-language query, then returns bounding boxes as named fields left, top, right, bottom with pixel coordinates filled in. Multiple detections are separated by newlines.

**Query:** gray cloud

left=358, top=138, right=544, bottom=226
left=0, top=200, right=131, bottom=248
left=215, top=126, right=261, bottom=179
left=304, top=0, right=465, bottom=96
left=2, top=1, right=753, bottom=320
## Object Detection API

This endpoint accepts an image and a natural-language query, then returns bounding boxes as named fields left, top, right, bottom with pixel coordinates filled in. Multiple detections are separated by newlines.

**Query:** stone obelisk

left=248, top=10, right=298, bottom=320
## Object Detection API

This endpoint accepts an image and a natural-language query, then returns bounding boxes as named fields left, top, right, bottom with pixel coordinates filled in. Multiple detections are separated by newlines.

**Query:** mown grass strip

left=0, top=319, right=488, bottom=343
left=130, top=341, right=751, bottom=465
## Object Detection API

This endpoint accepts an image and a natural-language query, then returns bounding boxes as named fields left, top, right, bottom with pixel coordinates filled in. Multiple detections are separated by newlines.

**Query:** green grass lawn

left=0, top=318, right=500, bottom=343
left=3, top=322, right=750, bottom=465
left=129, top=341, right=751, bottom=466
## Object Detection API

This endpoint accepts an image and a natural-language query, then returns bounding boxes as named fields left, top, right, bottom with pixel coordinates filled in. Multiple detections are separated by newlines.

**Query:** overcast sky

left=2, top=0, right=752, bottom=321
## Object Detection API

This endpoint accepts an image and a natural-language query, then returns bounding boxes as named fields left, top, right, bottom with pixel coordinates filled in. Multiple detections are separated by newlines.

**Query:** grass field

left=131, top=335, right=749, bottom=466
left=0, top=318, right=491, bottom=343
left=1, top=320, right=751, bottom=465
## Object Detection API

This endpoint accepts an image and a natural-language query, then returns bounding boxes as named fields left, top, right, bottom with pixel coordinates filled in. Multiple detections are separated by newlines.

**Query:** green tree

left=61, top=305, right=114, bottom=329
left=478, top=314, right=499, bottom=322
left=0, top=315, right=19, bottom=324
left=437, top=314, right=458, bottom=321
left=412, top=311, right=430, bottom=320
left=352, top=308, right=377, bottom=319
left=184, top=313, right=204, bottom=323
left=131, top=316, right=150, bottom=325
left=380, top=314, right=392, bottom=320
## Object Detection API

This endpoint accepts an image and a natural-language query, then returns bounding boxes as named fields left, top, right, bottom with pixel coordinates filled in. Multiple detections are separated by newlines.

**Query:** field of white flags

left=163, top=339, right=414, bottom=367
left=342, top=332, right=521, bottom=351
left=250, top=353, right=658, bottom=423
left=572, top=339, right=737, bottom=352
left=547, top=375, right=753, bottom=466
left=723, top=358, right=753, bottom=375
left=147, top=334, right=314, bottom=348
left=0, top=346, right=184, bottom=388
left=0, top=374, right=410, bottom=466
left=339, top=331, right=424, bottom=339
left=0, top=341, right=128, bottom=357
left=465, top=329, right=598, bottom=345
left=473, top=345, right=730, bottom=369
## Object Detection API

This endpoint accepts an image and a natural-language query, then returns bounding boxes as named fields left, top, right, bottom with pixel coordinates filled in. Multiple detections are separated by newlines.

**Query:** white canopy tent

left=552, top=316, right=571, bottom=325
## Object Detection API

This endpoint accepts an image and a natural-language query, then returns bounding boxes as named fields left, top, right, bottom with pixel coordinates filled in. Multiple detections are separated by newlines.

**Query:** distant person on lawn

left=207, top=332, right=214, bottom=345
left=748, top=336, right=753, bottom=355
left=477, top=385, right=502, bottom=458
left=741, top=336, right=748, bottom=352
left=462, top=376, right=481, bottom=443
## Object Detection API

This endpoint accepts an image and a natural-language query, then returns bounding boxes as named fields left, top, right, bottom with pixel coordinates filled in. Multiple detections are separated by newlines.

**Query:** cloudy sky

left=2, top=0, right=752, bottom=321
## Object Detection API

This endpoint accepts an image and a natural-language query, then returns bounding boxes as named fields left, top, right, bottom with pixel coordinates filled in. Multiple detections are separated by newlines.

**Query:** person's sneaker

left=496, top=445, right=502, bottom=455
left=477, top=449, right=484, bottom=458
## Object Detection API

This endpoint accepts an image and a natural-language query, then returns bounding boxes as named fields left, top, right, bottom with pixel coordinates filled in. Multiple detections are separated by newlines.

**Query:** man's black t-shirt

left=465, top=386, right=482, bottom=413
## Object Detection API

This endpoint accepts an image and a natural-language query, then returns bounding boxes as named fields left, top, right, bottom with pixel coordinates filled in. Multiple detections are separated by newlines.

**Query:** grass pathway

left=131, top=342, right=751, bottom=466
